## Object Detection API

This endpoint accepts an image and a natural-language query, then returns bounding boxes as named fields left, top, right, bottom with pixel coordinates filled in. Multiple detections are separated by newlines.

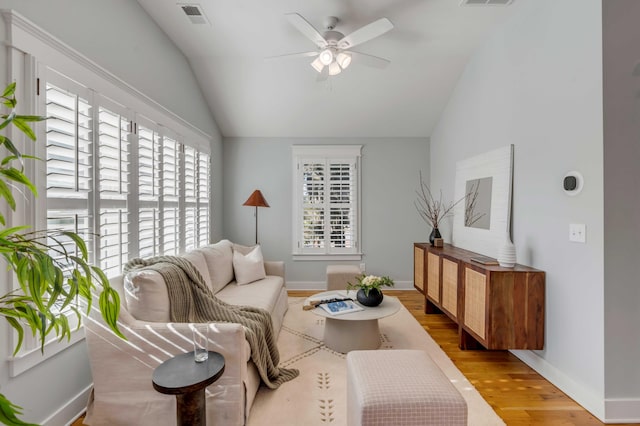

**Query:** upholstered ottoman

left=346, top=350, right=468, bottom=426
left=326, top=264, right=361, bottom=291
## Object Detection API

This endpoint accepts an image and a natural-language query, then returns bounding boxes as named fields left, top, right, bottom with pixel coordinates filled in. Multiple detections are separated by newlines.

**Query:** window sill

left=8, top=328, right=85, bottom=377
left=292, top=253, right=363, bottom=261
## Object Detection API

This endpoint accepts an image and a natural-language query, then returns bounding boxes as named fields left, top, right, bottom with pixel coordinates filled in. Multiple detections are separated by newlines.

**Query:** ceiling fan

left=272, top=13, right=394, bottom=81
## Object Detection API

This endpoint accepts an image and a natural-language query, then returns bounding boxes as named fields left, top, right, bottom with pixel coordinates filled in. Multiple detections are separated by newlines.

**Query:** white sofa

left=83, top=240, right=289, bottom=426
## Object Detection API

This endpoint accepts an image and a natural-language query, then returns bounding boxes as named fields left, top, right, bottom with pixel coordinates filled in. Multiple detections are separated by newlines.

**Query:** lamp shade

left=243, top=190, right=270, bottom=208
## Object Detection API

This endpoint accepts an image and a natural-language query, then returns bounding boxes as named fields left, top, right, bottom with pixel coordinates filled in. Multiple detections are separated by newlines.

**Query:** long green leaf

left=0, top=111, right=15, bottom=131
left=1, top=154, right=38, bottom=167
left=0, top=168, right=36, bottom=196
left=0, top=392, right=38, bottom=426
left=0, top=179, right=16, bottom=210
left=64, top=232, right=88, bottom=260
left=14, top=115, right=46, bottom=123
left=11, top=118, right=36, bottom=141
left=100, top=287, right=125, bottom=339
left=1, top=82, right=16, bottom=98
left=5, top=317, right=24, bottom=356
left=0, top=226, right=30, bottom=239
left=0, top=136, right=22, bottom=162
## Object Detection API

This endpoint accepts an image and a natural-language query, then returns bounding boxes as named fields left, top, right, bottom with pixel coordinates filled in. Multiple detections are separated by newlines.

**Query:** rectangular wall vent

left=460, top=0, right=514, bottom=5
left=179, top=4, right=210, bottom=25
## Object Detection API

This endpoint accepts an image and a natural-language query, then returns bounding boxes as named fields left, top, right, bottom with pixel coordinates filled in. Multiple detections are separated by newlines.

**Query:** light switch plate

left=569, top=223, right=586, bottom=243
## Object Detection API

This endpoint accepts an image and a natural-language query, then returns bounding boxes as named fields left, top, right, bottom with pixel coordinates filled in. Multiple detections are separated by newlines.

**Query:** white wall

left=223, top=137, right=429, bottom=288
left=430, top=0, right=609, bottom=420
left=602, top=0, right=640, bottom=420
left=0, top=1, right=221, bottom=423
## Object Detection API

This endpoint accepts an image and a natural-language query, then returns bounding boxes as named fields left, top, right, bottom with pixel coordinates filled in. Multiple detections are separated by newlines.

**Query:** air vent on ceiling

left=179, top=4, right=210, bottom=25
left=460, top=0, right=514, bottom=5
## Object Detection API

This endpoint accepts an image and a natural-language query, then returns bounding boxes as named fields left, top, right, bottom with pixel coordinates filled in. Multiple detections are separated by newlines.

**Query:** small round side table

left=152, top=351, right=225, bottom=426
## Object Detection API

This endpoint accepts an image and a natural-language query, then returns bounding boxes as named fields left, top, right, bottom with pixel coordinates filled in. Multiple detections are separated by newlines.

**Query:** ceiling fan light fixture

left=311, top=56, right=325, bottom=72
left=336, top=52, right=352, bottom=69
left=328, top=61, right=342, bottom=76
left=319, top=48, right=334, bottom=66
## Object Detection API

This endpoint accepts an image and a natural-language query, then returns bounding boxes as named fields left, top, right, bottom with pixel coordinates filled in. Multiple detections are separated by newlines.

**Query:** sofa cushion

left=197, top=239, right=234, bottom=293
left=182, top=250, right=212, bottom=290
left=232, top=245, right=266, bottom=285
left=216, top=275, right=284, bottom=314
left=123, top=270, right=170, bottom=322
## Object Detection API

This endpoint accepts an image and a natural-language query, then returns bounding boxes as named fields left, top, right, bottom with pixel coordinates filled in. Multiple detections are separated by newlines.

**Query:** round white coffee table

left=306, top=291, right=401, bottom=353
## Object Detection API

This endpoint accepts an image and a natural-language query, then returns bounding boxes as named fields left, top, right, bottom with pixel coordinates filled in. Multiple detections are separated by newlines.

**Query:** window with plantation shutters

left=292, top=145, right=362, bottom=260
left=41, top=73, right=212, bottom=273
left=8, top=19, right=214, bottom=371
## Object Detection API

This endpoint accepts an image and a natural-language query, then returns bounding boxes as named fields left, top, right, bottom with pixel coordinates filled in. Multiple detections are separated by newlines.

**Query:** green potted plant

left=0, top=82, right=122, bottom=426
left=347, top=274, right=394, bottom=307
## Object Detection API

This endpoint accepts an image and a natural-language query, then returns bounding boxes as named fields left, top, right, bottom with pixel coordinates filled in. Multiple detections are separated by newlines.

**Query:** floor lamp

left=243, top=190, right=270, bottom=244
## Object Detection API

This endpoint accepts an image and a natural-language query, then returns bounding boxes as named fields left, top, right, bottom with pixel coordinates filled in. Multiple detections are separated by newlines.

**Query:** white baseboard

left=605, top=398, right=640, bottom=423
left=512, top=351, right=640, bottom=423
left=510, top=350, right=606, bottom=421
left=286, top=280, right=414, bottom=291
left=41, top=384, right=91, bottom=426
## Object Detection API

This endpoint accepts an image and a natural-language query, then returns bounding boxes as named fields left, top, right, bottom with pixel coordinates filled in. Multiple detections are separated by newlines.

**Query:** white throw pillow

left=123, top=270, right=170, bottom=322
left=182, top=250, right=212, bottom=290
left=197, top=239, right=234, bottom=293
left=232, top=244, right=266, bottom=285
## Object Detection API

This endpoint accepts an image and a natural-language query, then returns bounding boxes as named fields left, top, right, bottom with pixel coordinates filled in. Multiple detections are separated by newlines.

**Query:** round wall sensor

left=563, top=171, right=583, bottom=196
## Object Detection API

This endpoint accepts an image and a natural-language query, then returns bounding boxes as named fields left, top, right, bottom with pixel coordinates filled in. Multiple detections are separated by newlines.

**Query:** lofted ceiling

left=135, top=0, right=514, bottom=138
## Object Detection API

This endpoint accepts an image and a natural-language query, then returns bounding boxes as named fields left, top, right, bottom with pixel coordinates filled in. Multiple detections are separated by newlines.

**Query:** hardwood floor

left=72, top=290, right=638, bottom=426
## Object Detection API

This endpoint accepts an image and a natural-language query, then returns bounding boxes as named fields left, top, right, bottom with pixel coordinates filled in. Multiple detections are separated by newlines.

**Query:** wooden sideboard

left=413, top=242, right=545, bottom=350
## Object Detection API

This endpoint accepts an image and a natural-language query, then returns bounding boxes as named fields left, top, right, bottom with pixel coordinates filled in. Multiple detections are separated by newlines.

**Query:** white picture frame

left=452, top=145, right=514, bottom=258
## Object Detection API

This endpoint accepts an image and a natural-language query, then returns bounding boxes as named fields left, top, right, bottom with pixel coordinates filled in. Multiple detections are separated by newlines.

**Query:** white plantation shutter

left=301, top=161, right=326, bottom=250
left=97, top=103, right=130, bottom=277
left=184, top=146, right=197, bottom=251
left=137, top=124, right=161, bottom=257
left=329, top=160, right=357, bottom=251
left=45, top=81, right=93, bottom=264
left=292, top=146, right=361, bottom=258
left=162, top=137, right=180, bottom=255
left=197, top=152, right=210, bottom=246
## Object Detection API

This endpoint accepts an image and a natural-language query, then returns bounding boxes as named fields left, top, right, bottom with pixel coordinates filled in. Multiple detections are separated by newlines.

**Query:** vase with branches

left=0, top=82, right=123, bottom=426
left=414, top=171, right=467, bottom=245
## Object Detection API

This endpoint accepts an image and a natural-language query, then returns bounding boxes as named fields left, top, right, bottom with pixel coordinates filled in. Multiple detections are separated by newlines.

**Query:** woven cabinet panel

left=464, top=268, right=486, bottom=339
left=414, top=246, right=425, bottom=292
left=427, top=252, right=440, bottom=302
left=441, top=259, right=458, bottom=318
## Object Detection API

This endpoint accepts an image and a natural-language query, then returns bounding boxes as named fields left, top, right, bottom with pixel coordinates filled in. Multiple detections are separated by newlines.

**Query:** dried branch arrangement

left=414, top=171, right=466, bottom=229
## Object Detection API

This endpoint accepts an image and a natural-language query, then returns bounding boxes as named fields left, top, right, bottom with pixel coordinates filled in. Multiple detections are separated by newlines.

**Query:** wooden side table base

left=176, top=390, right=206, bottom=426
left=152, top=351, right=225, bottom=426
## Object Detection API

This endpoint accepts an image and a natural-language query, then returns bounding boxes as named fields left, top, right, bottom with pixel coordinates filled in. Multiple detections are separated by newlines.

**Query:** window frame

left=291, top=145, right=363, bottom=261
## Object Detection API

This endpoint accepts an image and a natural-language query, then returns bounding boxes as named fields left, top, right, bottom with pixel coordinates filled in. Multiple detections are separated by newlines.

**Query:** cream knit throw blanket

left=124, top=256, right=299, bottom=389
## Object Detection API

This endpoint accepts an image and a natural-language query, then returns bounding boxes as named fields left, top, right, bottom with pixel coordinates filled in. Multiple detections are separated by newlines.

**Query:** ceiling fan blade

left=285, top=13, right=328, bottom=48
left=265, top=51, right=319, bottom=60
left=337, top=18, right=393, bottom=50
left=349, top=51, right=390, bottom=69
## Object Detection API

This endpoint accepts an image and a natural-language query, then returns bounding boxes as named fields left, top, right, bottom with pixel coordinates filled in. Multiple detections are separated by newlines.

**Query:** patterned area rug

left=247, top=297, right=504, bottom=426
